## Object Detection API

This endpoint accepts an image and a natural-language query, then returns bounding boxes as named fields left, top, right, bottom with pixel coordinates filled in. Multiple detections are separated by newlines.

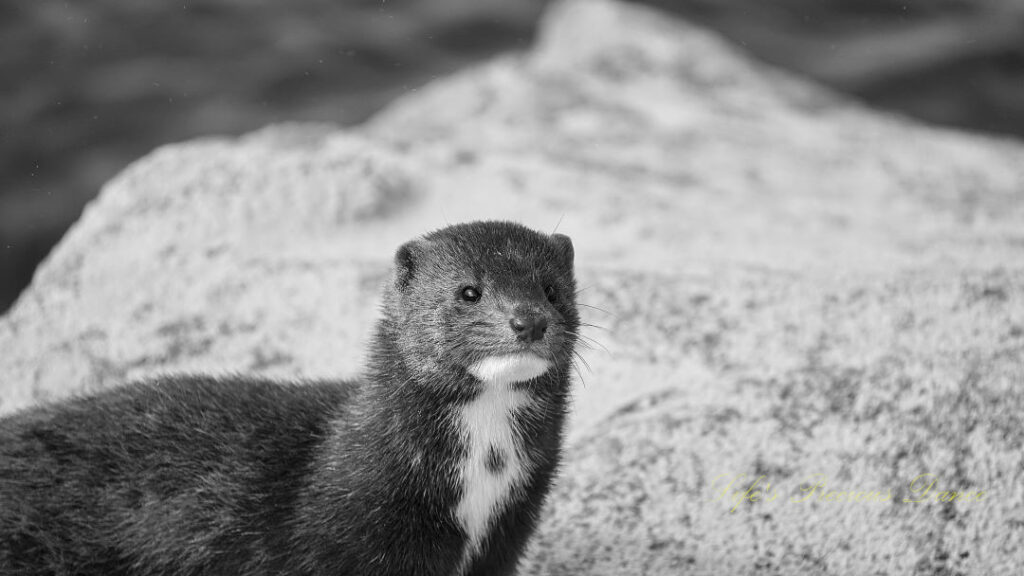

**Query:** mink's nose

left=510, top=314, right=548, bottom=342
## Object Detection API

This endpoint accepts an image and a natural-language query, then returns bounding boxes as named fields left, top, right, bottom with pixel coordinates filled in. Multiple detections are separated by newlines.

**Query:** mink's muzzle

left=447, top=304, right=571, bottom=371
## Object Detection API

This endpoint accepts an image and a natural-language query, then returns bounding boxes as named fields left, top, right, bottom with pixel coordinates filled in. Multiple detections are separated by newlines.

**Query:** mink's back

left=0, top=376, right=357, bottom=576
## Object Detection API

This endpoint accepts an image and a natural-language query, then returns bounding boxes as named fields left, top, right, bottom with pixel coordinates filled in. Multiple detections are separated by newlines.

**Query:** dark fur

left=0, top=221, right=579, bottom=576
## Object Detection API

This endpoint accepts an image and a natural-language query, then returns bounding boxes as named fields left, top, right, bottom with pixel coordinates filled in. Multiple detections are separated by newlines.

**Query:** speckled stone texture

left=2, top=0, right=1022, bottom=573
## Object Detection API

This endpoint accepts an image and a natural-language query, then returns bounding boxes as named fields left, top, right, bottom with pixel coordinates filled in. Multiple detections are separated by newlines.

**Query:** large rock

left=2, top=0, right=1022, bottom=573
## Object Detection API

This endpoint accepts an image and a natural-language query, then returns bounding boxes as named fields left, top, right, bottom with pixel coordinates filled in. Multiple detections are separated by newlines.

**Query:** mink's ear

left=394, top=240, right=425, bottom=290
left=550, top=233, right=574, bottom=267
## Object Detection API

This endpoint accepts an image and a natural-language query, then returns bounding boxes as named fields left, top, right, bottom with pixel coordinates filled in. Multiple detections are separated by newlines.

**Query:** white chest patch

left=454, top=353, right=549, bottom=573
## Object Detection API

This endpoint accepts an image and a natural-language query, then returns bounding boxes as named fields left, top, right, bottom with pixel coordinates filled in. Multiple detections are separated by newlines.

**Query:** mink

left=0, top=221, right=580, bottom=576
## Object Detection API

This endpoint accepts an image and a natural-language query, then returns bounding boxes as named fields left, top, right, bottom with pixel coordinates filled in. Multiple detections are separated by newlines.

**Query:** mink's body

left=0, top=221, right=579, bottom=576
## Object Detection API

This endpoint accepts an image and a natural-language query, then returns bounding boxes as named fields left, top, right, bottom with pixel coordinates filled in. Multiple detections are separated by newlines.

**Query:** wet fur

left=0, top=221, right=579, bottom=576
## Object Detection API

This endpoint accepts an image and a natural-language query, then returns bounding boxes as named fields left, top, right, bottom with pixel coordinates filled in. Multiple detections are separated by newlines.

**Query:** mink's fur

left=0, top=221, right=579, bottom=576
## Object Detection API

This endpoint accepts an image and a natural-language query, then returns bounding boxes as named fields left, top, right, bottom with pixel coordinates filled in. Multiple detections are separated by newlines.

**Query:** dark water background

left=2, top=0, right=1023, bottom=313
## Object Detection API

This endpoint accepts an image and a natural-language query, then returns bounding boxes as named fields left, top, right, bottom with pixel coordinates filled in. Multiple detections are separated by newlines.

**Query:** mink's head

left=379, top=221, right=579, bottom=390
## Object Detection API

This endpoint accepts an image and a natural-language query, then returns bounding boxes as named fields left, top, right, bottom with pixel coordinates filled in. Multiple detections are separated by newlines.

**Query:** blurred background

left=2, top=0, right=1023, bottom=314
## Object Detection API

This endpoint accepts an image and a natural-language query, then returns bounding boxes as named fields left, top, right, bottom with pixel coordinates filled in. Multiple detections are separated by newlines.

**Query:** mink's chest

left=453, top=386, right=535, bottom=569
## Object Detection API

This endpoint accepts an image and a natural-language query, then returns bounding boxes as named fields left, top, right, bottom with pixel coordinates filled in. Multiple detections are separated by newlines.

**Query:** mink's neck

left=294, top=320, right=572, bottom=572
left=294, top=324, right=471, bottom=571
left=359, top=320, right=472, bottom=414
left=323, top=320, right=473, bottom=479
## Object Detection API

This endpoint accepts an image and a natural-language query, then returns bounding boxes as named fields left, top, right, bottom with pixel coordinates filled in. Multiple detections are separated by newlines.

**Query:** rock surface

left=2, top=0, right=1023, bottom=573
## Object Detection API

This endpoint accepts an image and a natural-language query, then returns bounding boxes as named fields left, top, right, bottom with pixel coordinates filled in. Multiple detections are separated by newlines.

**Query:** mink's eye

left=460, top=286, right=482, bottom=303
left=544, top=285, right=557, bottom=303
